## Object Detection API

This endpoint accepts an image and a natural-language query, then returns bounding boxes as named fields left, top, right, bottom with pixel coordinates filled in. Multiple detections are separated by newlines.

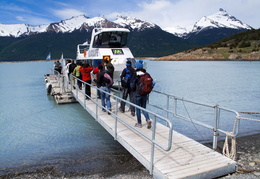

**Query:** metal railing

left=147, top=90, right=241, bottom=149
left=50, top=70, right=241, bottom=173
left=69, top=74, right=173, bottom=174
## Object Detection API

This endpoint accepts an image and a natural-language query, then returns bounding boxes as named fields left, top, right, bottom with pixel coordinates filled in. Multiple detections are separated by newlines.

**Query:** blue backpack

left=121, top=68, right=132, bottom=88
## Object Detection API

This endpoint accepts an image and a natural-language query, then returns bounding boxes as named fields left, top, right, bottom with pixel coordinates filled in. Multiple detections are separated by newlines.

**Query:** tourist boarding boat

left=76, top=28, right=136, bottom=83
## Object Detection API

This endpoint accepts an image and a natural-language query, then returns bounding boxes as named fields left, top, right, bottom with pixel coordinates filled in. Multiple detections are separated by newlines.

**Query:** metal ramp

left=45, top=73, right=237, bottom=178
left=71, top=86, right=237, bottom=179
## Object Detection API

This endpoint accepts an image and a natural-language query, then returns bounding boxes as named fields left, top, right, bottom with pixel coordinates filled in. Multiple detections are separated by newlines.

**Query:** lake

left=0, top=60, right=259, bottom=176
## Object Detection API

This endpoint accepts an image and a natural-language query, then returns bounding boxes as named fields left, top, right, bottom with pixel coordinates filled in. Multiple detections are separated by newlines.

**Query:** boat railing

left=70, top=74, right=173, bottom=174
left=147, top=90, right=241, bottom=149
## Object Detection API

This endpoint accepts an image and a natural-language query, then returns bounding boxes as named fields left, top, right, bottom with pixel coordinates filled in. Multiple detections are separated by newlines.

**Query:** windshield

left=93, top=31, right=128, bottom=48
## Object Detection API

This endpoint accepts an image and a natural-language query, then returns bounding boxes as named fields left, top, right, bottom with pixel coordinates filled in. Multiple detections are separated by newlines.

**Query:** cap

left=135, top=60, right=143, bottom=69
left=126, top=61, right=131, bottom=66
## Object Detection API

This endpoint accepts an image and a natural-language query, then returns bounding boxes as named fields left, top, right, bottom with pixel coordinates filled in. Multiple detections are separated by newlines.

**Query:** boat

left=76, top=28, right=136, bottom=83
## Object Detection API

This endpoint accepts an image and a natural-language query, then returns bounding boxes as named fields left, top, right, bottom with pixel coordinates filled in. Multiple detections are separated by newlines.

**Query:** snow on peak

left=48, top=15, right=108, bottom=33
left=114, top=16, right=157, bottom=31
left=192, top=8, right=252, bottom=33
left=0, top=23, right=48, bottom=37
left=164, top=26, right=190, bottom=37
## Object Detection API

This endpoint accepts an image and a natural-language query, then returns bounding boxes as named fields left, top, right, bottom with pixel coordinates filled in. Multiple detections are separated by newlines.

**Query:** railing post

left=95, top=87, right=99, bottom=121
left=166, top=95, right=170, bottom=126
left=173, top=97, right=177, bottom=116
left=150, top=115, right=156, bottom=175
left=114, top=97, right=119, bottom=140
left=213, top=105, right=220, bottom=150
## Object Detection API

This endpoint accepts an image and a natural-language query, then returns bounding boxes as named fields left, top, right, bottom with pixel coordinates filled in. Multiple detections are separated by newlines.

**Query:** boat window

left=79, top=45, right=89, bottom=53
left=93, top=31, right=128, bottom=48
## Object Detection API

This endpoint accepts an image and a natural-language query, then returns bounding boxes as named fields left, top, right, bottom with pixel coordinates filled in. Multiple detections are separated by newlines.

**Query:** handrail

left=68, top=74, right=173, bottom=174
left=51, top=70, right=241, bottom=173
left=148, top=90, right=241, bottom=149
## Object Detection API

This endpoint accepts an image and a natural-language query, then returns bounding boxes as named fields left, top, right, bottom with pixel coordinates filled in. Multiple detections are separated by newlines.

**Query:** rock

left=253, top=171, right=260, bottom=176
left=249, top=162, right=255, bottom=167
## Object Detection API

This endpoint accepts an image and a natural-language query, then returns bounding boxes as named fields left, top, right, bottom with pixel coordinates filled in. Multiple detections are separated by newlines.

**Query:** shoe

left=147, top=120, right=152, bottom=129
left=108, top=109, right=112, bottom=115
left=119, top=107, right=124, bottom=113
left=135, top=123, right=142, bottom=128
left=131, top=111, right=135, bottom=117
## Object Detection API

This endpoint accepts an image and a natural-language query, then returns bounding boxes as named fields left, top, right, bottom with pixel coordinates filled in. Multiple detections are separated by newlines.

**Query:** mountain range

left=0, top=8, right=254, bottom=61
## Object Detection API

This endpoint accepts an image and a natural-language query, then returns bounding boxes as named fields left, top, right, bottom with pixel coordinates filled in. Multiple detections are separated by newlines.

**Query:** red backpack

left=138, top=73, right=153, bottom=95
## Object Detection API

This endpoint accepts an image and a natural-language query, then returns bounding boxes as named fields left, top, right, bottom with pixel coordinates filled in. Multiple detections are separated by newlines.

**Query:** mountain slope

left=156, top=29, right=260, bottom=61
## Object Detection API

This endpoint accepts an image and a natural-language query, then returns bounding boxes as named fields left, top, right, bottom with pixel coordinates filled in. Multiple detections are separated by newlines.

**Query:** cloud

left=52, top=8, right=85, bottom=20
left=16, top=16, right=27, bottom=22
left=116, top=0, right=260, bottom=29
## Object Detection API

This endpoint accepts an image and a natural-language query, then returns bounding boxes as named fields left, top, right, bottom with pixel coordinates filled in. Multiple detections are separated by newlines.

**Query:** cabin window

left=79, top=45, right=89, bottom=53
left=93, top=31, right=128, bottom=48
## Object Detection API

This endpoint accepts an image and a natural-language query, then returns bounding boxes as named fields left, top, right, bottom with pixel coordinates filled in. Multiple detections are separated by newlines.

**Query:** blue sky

left=0, top=0, right=259, bottom=29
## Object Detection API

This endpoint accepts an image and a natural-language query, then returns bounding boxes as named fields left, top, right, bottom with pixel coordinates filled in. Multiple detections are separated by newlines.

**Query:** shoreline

left=2, top=133, right=259, bottom=179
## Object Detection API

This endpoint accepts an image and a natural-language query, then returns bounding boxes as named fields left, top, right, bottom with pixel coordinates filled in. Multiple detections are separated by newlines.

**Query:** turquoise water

left=0, top=60, right=259, bottom=176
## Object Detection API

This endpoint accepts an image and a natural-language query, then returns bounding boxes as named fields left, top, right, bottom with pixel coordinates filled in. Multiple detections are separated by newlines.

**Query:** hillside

left=0, top=28, right=194, bottom=61
left=156, top=29, right=260, bottom=61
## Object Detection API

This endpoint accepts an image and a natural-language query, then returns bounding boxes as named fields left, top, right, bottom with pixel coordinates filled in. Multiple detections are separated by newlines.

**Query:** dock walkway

left=45, top=74, right=237, bottom=179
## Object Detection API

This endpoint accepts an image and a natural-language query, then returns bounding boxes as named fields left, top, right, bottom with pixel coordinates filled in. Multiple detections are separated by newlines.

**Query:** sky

left=0, top=0, right=259, bottom=29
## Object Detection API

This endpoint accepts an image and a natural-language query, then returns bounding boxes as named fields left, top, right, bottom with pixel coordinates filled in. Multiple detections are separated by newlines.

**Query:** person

left=119, top=60, right=136, bottom=116
left=79, top=62, right=93, bottom=100
left=72, top=61, right=82, bottom=90
left=93, top=62, right=102, bottom=98
left=54, top=60, right=62, bottom=74
left=69, top=60, right=77, bottom=81
left=103, top=59, right=114, bottom=79
left=95, top=64, right=112, bottom=115
left=65, top=59, right=72, bottom=81
left=131, top=60, right=152, bottom=129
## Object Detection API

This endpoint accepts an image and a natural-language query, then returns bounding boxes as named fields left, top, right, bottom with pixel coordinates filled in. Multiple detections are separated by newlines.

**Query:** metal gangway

left=46, top=71, right=240, bottom=178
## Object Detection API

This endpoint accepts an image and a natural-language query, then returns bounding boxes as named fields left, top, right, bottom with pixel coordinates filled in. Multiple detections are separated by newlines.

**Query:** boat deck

left=45, top=74, right=237, bottom=178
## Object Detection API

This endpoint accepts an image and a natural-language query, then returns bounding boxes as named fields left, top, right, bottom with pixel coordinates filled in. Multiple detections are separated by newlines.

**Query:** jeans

left=100, top=86, right=111, bottom=111
left=135, top=94, right=149, bottom=124
left=120, top=87, right=135, bottom=113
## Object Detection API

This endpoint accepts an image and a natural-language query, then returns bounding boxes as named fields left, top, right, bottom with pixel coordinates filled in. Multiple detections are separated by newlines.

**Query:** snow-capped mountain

left=165, top=8, right=252, bottom=37
left=113, top=16, right=158, bottom=31
left=191, top=8, right=252, bottom=33
left=164, top=26, right=190, bottom=37
left=0, top=15, right=158, bottom=37
left=0, top=23, right=48, bottom=37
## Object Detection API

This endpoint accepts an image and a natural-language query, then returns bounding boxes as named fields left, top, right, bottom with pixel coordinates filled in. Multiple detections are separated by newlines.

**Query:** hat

left=98, top=64, right=103, bottom=70
left=126, top=61, right=131, bottom=66
left=135, top=60, right=143, bottom=69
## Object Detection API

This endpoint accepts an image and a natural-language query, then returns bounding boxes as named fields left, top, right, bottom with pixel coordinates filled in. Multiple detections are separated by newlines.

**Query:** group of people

left=54, top=59, right=153, bottom=129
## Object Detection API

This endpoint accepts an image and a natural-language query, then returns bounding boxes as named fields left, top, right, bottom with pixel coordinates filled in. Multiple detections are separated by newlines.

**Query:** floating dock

left=45, top=74, right=237, bottom=178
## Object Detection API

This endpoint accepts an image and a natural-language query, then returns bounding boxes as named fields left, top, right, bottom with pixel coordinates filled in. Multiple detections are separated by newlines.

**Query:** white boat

left=76, top=28, right=136, bottom=83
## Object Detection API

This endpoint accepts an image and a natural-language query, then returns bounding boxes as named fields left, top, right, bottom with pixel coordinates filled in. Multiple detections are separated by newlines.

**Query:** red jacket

left=79, top=66, right=93, bottom=81
left=93, top=66, right=100, bottom=80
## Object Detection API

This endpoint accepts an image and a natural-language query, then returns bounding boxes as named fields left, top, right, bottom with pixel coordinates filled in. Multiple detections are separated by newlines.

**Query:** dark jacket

left=120, top=66, right=136, bottom=88
left=96, top=70, right=110, bottom=87
left=130, top=68, right=146, bottom=92
left=105, top=62, right=114, bottom=79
